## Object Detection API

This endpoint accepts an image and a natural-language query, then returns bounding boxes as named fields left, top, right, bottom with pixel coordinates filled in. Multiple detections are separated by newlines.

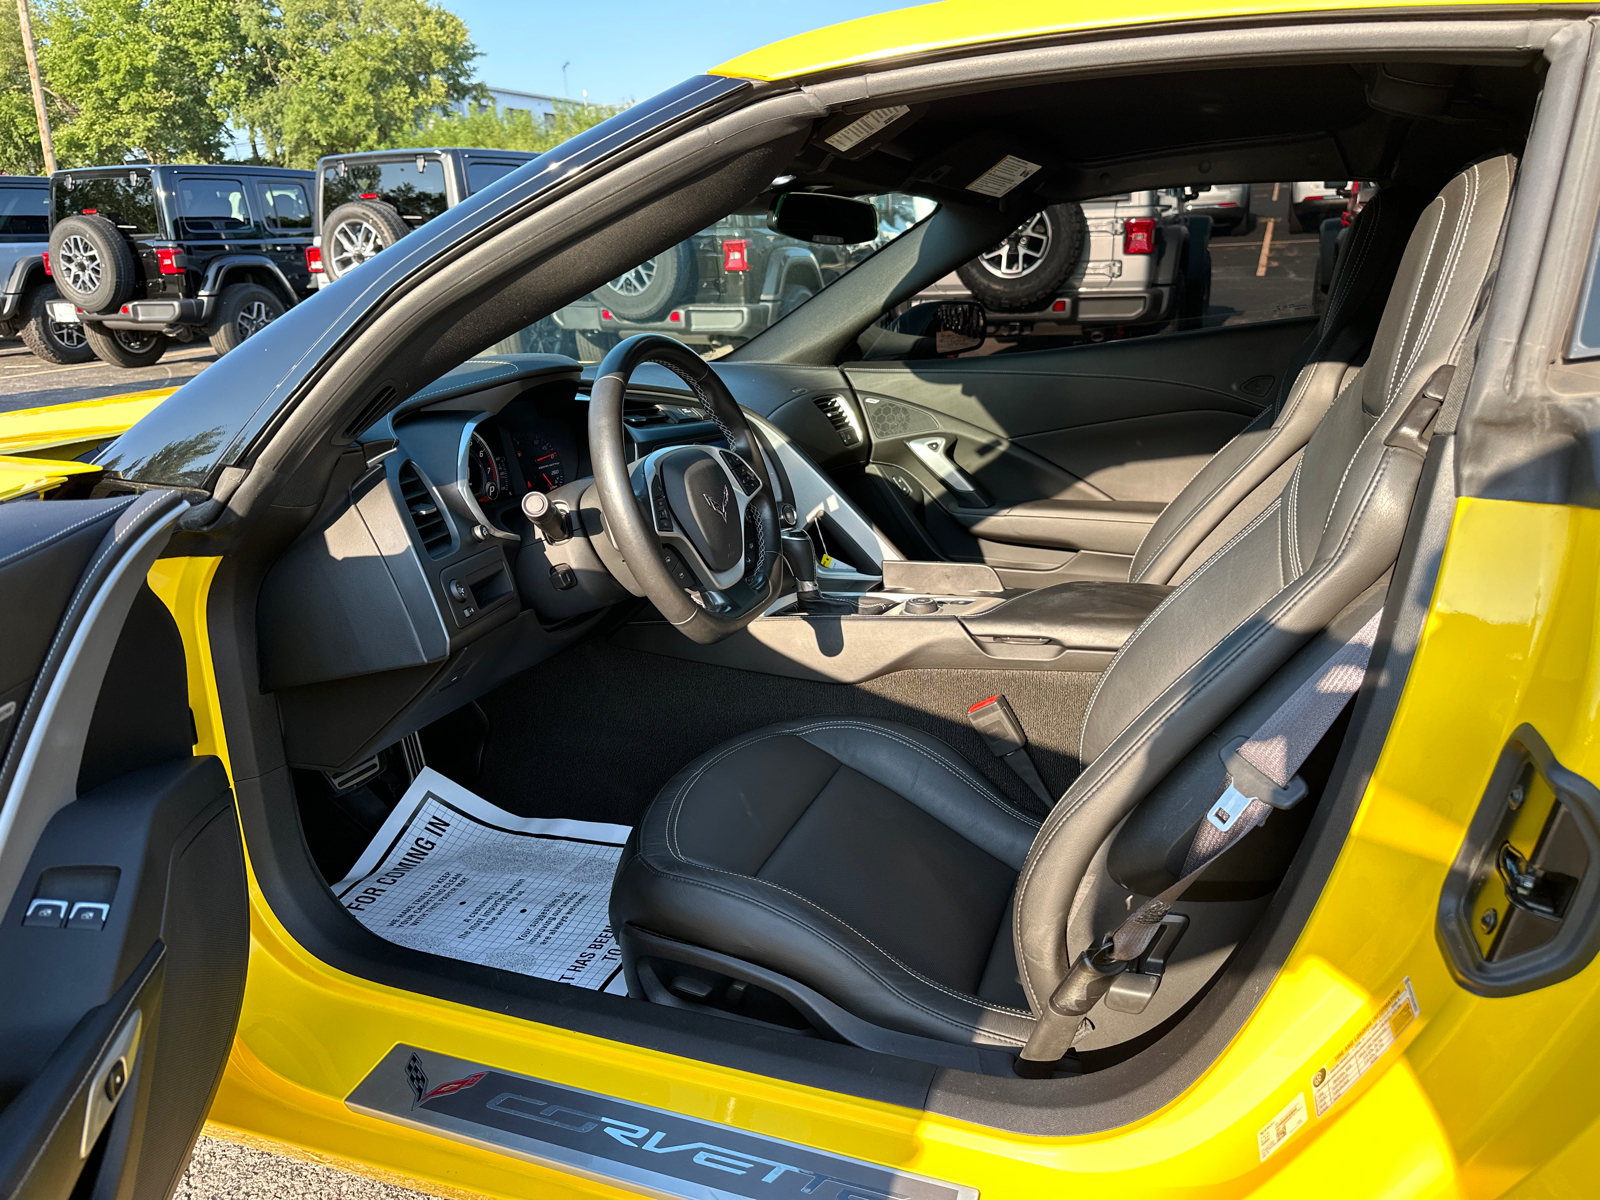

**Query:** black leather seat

left=611, top=156, right=1514, bottom=1048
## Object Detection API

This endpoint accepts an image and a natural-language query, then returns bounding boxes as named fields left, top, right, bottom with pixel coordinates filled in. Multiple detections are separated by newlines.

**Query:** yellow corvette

left=5, top=2, right=1600, bottom=1197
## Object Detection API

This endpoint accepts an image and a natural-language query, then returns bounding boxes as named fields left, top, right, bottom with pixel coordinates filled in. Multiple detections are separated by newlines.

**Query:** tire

left=17, top=284, right=92, bottom=364
left=956, top=202, right=1088, bottom=311
left=322, top=201, right=410, bottom=281
left=574, top=330, right=618, bottom=360
left=1177, top=217, right=1212, bottom=330
left=593, top=242, right=692, bottom=321
left=776, top=284, right=816, bottom=320
left=49, top=213, right=136, bottom=313
left=83, top=323, right=168, bottom=368
left=208, top=283, right=286, bottom=356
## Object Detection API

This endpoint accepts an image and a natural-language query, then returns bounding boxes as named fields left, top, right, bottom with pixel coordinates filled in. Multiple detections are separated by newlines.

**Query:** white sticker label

left=965, top=154, right=1042, bottom=197
left=824, top=106, right=911, bottom=152
left=1311, top=977, right=1420, bottom=1117
left=1257, top=1092, right=1308, bottom=1161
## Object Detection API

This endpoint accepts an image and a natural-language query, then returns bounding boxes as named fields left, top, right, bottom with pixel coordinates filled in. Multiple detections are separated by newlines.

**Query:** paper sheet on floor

left=334, top=767, right=631, bottom=994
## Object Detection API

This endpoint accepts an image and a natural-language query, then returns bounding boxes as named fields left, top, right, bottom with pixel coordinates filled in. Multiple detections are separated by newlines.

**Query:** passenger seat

left=1128, top=185, right=1430, bottom=585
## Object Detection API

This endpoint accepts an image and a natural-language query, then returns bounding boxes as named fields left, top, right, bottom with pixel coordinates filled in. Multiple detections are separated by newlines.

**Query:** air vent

left=343, top=385, right=398, bottom=439
left=813, top=394, right=862, bottom=447
left=397, top=462, right=451, bottom=556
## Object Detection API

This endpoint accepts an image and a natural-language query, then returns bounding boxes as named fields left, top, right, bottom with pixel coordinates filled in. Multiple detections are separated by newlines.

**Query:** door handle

left=1438, top=724, right=1600, bottom=996
left=906, top=437, right=986, bottom=507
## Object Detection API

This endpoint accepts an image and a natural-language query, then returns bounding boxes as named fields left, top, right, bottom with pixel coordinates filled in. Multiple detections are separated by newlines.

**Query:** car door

left=254, top=176, right=315, bottom=297
left=844, top=316, right=1314, bottom=585
left=0, top=491, right=249, bottom=1200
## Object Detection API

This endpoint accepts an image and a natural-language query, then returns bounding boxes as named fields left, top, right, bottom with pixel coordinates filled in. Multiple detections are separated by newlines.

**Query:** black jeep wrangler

left=46, top=164, right=317, bottom=368
left=314, top=149, right=539, bottom=282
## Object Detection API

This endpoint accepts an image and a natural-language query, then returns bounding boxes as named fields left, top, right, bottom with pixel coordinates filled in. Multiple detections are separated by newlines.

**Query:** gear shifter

left=780, top=528, right=823, bottom=611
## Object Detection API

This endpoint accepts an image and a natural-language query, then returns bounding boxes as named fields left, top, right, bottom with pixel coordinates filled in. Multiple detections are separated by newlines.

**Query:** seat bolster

left=785, top=718, right=1040, bottom=869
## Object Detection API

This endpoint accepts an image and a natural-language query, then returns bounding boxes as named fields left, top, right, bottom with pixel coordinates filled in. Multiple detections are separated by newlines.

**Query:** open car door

left=0, top=492, right=248, bottom=1200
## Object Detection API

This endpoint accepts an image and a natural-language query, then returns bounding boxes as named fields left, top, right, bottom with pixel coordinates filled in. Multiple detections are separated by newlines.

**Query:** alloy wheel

left=331, top=220, right=384, bottom=275
left=980, top=212, right=1053, bottom=278
left=50, top=319, right=87, bottom=350
left=115, top=330, right=159, bottom=353
left=58, top=233, right=102, bottom=294
left=235, top=300, right=275, bottom=340
left=608, top=259, right=658, bottom=295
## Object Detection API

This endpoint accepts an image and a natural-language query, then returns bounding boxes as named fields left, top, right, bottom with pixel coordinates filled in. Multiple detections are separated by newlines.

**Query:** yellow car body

left=5, top=2, right=1600, bottom=1197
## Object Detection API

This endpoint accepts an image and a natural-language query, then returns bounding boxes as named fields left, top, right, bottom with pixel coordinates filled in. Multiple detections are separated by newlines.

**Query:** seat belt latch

left=967, top=694, right=1053, bottom=805
left=1219, top=735, right=1309, bottom=814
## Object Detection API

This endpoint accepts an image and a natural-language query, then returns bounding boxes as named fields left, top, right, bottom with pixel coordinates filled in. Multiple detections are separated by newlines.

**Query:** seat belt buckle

left=968, top=694, right=1054, bottom=806
left=1219, top=735, right=1309, bottom=813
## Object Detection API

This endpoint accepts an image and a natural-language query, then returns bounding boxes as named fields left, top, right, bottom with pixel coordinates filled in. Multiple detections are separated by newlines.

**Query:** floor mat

left=467, top=638, right=1100, bottom=827
left=334, top=768, right=630, bottom=994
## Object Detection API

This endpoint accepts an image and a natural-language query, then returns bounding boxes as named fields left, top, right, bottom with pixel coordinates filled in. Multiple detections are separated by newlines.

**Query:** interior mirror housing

left=769, top=192, right=879, bottom=245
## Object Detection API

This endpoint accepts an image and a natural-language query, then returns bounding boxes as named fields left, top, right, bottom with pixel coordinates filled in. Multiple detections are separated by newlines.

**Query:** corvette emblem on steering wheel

left=702, top=484, right=731, bottom=520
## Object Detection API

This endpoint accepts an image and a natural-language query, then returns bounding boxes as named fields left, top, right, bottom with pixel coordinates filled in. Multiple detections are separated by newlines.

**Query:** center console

left=612, top=554, right=1173, bottom=684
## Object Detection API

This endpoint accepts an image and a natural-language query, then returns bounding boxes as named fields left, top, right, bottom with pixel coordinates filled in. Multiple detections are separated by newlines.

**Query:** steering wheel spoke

left=632, top=445, right=760, bottom=592
left=589, top=334, right=783, bottom=644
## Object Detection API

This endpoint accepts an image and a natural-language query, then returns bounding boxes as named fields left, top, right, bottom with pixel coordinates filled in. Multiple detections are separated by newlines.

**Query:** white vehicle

left=1184, top=182, right=1252, bottom=234
left=1289, top=180, right=1353, bottom=232
left=909, top=189, right=1211, bottom=340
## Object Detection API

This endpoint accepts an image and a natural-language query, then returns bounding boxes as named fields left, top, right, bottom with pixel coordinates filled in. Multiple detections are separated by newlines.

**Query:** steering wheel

left=589, top=334, right=783, bottom=644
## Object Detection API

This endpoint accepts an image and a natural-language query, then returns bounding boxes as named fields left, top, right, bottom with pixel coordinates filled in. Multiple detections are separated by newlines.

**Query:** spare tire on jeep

left=956, top=202, right=1088, bottom=312
left=592, top=242, right=692, bottom=321
left=49, top=214, right=137, bottom=313
left=322, top=200, right=411, bottom=281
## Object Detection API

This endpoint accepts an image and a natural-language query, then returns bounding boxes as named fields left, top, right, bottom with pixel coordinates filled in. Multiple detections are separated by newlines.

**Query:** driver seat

left=609, top=157, right=1513, bottom=1048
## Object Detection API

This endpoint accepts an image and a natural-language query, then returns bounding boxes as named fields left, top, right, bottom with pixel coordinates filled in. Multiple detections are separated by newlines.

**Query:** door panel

left=843, top=318, right=1313, bottom=585
left=0, top=492, right=249, bottom=1200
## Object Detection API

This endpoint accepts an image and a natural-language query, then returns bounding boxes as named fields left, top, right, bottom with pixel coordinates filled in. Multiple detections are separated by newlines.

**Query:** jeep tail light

left=1123, top=217, right=1156, bottom=255
left=156, top=247, right=181, bottom=274
left=360, top=192, right=378, bottom=200
left=668, top=310, right=682, bottom=323
left=722, top=239, right=748, bottom=271
left=305, top=246, right=323, bottom=273
left=601, top=309, right=614, bottom=321
left=41, top=252, right=49, bottom=275
left=1051, top=299, right=1067, bottom=312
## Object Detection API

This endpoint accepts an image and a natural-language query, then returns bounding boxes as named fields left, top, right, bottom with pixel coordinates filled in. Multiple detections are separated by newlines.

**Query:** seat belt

left=1015, top=607, right=1384, bottom=1076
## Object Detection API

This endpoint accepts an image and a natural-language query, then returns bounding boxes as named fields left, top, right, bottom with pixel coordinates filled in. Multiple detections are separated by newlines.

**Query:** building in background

left=451, top=86, right=564, bottom=125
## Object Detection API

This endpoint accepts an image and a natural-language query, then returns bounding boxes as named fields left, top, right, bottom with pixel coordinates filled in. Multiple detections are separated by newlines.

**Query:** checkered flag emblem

left=405, top=1053, right=428, bottom=1109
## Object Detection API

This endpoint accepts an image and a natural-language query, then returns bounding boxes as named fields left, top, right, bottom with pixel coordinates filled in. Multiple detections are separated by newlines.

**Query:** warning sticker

left=1257, top=1092, right=1308, bottom=1162
left=824, top=106, right=911, bottom=152
left=965, top=154, right=1042, bottom=198
left=1311, top=977, right=1420, bottom=1117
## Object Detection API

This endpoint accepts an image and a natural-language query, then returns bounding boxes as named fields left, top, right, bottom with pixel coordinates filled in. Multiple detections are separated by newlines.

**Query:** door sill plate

left=348, top=1044, right=978, bottom=1199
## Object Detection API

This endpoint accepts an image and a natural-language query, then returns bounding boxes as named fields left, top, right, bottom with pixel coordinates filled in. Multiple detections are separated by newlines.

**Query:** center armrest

left=959, top=580, right=1173, bottom=652
left=959, top=499, right=1166, bottom=555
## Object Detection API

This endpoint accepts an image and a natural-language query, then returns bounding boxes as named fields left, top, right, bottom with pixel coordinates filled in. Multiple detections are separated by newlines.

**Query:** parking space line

left=1256, top=219, right=1275, bottom=277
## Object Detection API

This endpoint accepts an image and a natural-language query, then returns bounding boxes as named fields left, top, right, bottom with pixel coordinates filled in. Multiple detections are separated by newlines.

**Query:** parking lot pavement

left=1205, top=181, right=1321, bottom=326
left=175, top=1135, right=453, bottom=1200
left=0, top=337, right=216, bottom=415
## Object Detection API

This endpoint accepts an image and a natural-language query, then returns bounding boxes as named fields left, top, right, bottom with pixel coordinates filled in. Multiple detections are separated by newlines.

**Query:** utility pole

left=561, top=61, right=570, bottom=98
left=16, top=0, right=54, bottom=174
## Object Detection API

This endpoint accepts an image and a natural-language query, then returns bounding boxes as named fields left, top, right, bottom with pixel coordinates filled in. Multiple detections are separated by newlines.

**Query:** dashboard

left=256, top=352, right=889, bottom=775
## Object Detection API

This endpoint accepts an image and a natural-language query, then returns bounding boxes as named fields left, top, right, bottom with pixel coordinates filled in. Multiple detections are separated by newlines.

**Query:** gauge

left=522, top=434, right=565, bottom=491
left=467, top=432, right=506, bottom=503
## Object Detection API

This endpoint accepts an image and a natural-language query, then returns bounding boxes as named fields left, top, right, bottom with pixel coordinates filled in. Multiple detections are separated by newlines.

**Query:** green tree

left=227, top=0, right=479, bottom=168
left=37, top=0, right=237, bottom=165
left=393, top=98, right=623, bottom=155
left=0, top=2, right=53, bottom=174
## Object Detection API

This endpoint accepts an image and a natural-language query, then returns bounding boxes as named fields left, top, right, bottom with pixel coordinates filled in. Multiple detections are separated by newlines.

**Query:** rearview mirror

left=768, top=192, right=880, bottom=245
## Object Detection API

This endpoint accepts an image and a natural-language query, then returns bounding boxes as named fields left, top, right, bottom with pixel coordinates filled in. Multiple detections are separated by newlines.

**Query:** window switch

left=67, top=902, right=110, bottom=930
left=24, top=898, right=69, bottom=927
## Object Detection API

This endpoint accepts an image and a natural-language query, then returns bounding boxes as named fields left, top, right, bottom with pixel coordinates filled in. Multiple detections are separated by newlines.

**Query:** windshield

left=497, top=193, right=935, bottom=362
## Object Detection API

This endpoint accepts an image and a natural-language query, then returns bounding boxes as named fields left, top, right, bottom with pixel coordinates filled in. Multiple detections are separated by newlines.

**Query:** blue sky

left=438, top=0, right=921, bottom=106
